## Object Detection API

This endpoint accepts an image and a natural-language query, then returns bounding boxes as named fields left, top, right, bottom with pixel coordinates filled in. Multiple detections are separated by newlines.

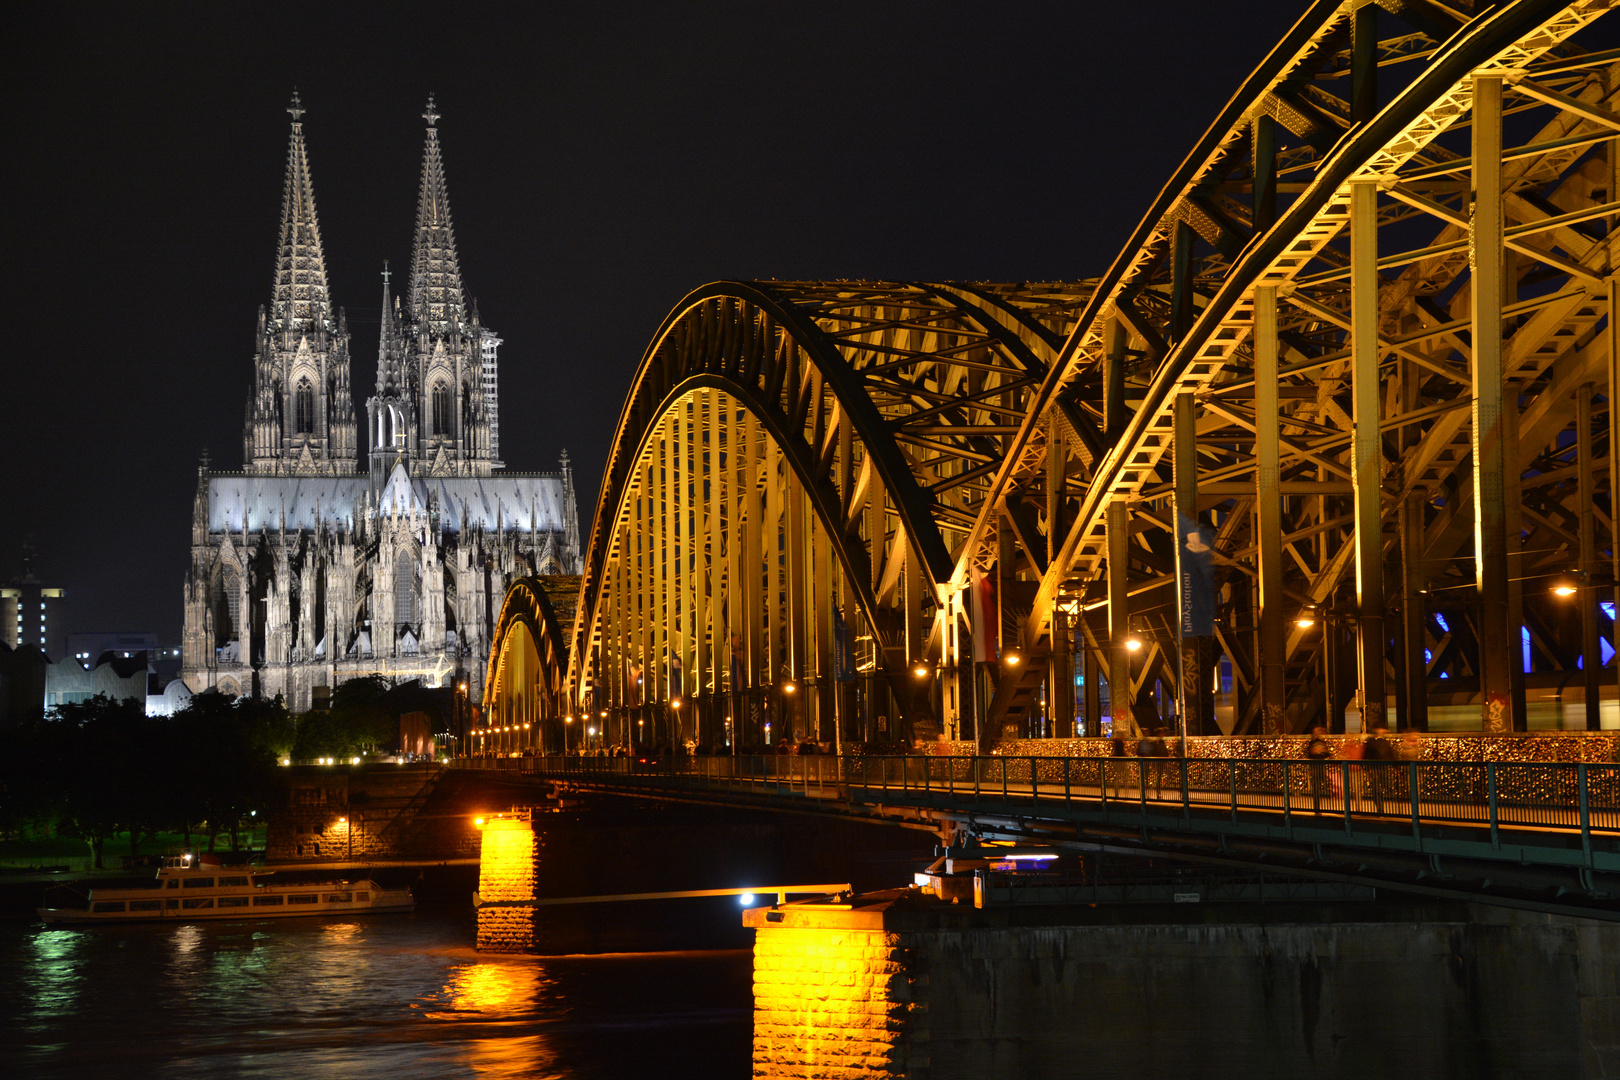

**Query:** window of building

left=295, top=378, right=315, bottom=434
left=432, top=383, right=451, bottom=436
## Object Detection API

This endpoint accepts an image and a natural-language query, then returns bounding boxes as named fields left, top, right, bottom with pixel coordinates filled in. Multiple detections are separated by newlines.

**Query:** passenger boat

left=37, top=854, right=414, bottom=924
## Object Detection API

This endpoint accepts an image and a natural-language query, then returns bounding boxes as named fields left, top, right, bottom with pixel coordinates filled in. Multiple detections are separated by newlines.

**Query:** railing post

left=1342, top=762, right=1353, bottom=834
left=1064, top=756, right=1071, bottom=803
left=1488, top=762, right=1499, bottom=849
left=1229, top=758, right=1237, bottom=822
left=1283, top=760, right=1292, bottom=837
left=1579, top=762, right=1593, bottom=869
left=1409, top=761, right=1420, bottom=842
left=1180, top=754, right=1189, bottom=815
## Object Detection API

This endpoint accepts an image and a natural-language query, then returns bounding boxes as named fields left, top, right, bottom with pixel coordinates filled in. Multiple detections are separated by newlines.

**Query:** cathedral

left=181, top=95, right=580, bottom=711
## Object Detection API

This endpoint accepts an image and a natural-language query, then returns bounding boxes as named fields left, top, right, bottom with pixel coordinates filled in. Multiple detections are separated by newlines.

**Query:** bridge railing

left=460, top=752, right=1620, bottom=838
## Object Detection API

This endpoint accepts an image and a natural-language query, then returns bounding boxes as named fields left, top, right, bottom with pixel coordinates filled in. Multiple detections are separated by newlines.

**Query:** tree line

left=0, top=675, right=404, bottom=868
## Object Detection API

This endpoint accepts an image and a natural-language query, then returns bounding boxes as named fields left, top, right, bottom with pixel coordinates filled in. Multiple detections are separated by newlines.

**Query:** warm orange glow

left=750, top=921, right=906, bottom=1075
left=913, top=664, right=930, bottom=678
left=1125, top=637, right=1143, bottom=652
left=476, top=813, right=538, bottom=954
left=1004, top=652, right=1021, bottom=666
left=782, top=682, right=797, bottom=694
left=1554, top=584, right=1578, bottom=597
left=474, top=816, right=486, bottom=828
left=1295, top=616, right=1315, bottom=629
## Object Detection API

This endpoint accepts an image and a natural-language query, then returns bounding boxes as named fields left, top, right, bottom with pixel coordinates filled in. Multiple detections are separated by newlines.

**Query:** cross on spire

left=423, top=94, right=439, bottom=127
left=382, top=259, right=391, bottom=286
left=288, top=90, right=305, bottom=123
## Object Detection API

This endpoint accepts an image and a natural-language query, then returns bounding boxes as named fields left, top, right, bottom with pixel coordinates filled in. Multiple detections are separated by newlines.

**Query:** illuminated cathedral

left=181, top=95, right=579, bottom=710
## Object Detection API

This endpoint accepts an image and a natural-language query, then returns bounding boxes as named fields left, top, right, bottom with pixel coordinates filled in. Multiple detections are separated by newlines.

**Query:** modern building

left=181, top=95, right=579, bottom=712
left=1, top=576, right=66, bottom=659
left=481, top=326, right=503, bottom=464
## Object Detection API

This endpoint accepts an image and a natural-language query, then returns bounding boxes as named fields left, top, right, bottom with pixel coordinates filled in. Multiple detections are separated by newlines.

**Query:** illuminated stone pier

left=474, top=811, right=538, bottom=953
left=746, top=890, right=1620, bottom=1079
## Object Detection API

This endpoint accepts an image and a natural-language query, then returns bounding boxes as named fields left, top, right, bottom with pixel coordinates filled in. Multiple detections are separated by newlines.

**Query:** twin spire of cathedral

left=408, top=94, right=467, bottom=332
left=246, top=93, right=498, bottom=479
left=271, top=91, right=331, bottom=331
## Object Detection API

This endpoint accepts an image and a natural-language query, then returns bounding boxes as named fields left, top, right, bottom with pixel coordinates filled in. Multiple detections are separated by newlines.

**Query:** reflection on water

left=0, top=906, right=751, bottom=1079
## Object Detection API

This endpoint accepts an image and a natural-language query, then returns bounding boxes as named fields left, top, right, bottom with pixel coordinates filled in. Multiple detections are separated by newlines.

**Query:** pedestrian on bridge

left=1108, top=731, right=1130, bottom=799
left=1305, top=727, right=1333, bottom=813
left=1364, top=725, right=1397, bottom=814
left=1139, top=727, right=1171, bottom=797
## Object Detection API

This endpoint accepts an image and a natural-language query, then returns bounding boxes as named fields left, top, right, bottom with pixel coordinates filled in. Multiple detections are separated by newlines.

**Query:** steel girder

left=563, top=280, right=1094, bottom=746
left=977, top=0, right=1620, bottom=735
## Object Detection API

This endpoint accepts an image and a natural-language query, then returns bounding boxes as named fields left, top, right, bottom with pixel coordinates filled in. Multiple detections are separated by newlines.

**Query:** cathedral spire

left=406, top=94, right=466, bottom=331
left=272, top=91, right=331, bottom=330
left=376, top=261, right=400, bottom=394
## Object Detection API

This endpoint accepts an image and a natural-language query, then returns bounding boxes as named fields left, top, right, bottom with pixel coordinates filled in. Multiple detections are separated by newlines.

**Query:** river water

left=1, top=906, right=752, bottom=1078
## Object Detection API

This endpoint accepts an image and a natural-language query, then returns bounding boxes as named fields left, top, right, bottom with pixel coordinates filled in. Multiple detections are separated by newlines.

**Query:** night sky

left=2, top=0, right=1306, bottom=642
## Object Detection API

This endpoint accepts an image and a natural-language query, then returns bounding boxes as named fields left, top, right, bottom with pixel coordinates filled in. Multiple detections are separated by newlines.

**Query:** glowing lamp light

left=473, top=816, right=486, bottom=828
left=1005, top=651, right=1022, bottom=667
left=913, top=664, right=931, bottom=679
left=1001, top=847, right=1060, bottom=861
left=600, top=711, right=608, bottom=718
left=588, top=727, right=597, bottom=736
left=1125, top=637, right=1143, bottom=652
left=1295, top=616, right=1316, bottom=629
left=782, top=682, right=797, bottom=694
left=671, top=698, right=683, bottom=709
left=337, top=816, right=347, bottom=825
left=1554, top=584, right=1578, bottom=598
left=738, top=893, right=756, bottom=907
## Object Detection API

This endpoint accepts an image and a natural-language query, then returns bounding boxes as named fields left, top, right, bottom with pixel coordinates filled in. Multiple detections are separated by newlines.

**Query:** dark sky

left=2, top=0, right=1306, bottom=642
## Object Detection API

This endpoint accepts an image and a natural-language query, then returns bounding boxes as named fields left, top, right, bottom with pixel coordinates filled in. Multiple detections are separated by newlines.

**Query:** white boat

left=37, top=855, right=414, bottom=924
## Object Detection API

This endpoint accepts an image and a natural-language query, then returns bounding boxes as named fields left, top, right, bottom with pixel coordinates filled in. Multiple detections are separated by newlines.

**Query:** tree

left=51, top=695, right=155, bottom=867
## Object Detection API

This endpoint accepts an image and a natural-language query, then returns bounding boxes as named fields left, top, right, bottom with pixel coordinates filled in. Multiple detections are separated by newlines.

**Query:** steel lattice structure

left=488, top=0, right=1620, bottom=754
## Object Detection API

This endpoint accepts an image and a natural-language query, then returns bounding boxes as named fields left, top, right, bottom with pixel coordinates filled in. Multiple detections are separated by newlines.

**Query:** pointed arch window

left=294, top=378, right=315, bottom=435
left=432, top=383, right=451, bottom=436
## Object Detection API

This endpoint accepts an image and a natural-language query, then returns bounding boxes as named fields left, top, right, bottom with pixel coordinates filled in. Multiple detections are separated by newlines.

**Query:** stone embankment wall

left=266, top=764, right=482, bottom=862
left=748, top=898, right=1620, bottom=1080
left=475, top=813, right=538, bottom=953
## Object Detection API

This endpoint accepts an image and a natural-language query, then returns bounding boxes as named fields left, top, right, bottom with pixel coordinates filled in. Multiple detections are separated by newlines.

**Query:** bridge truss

left=491, top=0, right=1620, bottom=754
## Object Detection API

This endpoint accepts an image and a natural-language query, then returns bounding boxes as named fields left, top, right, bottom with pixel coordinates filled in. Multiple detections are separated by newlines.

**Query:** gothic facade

left=182, top=96, right=579, bottom=711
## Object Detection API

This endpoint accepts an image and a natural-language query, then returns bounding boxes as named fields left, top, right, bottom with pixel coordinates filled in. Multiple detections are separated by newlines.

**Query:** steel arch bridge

left=489, top=0, right=1620, bottom=755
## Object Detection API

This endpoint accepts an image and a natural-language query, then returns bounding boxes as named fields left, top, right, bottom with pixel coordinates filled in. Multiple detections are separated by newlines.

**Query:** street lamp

left=1554, top=582, right=1579, bottom=598
left=1125, top=637, right=1143, bottom=652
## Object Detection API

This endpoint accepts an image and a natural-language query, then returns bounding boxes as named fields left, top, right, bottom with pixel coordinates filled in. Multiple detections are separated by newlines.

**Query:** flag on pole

left=1176, top=511, right=1216, bottom=637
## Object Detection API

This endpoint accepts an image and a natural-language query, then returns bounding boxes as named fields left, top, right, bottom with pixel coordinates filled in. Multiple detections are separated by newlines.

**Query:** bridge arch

left=492, top=0, right=1620, bottom=750
left=480, top=577, right=570, bottom=755
left=565, top=280, right=1093, bottom=750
